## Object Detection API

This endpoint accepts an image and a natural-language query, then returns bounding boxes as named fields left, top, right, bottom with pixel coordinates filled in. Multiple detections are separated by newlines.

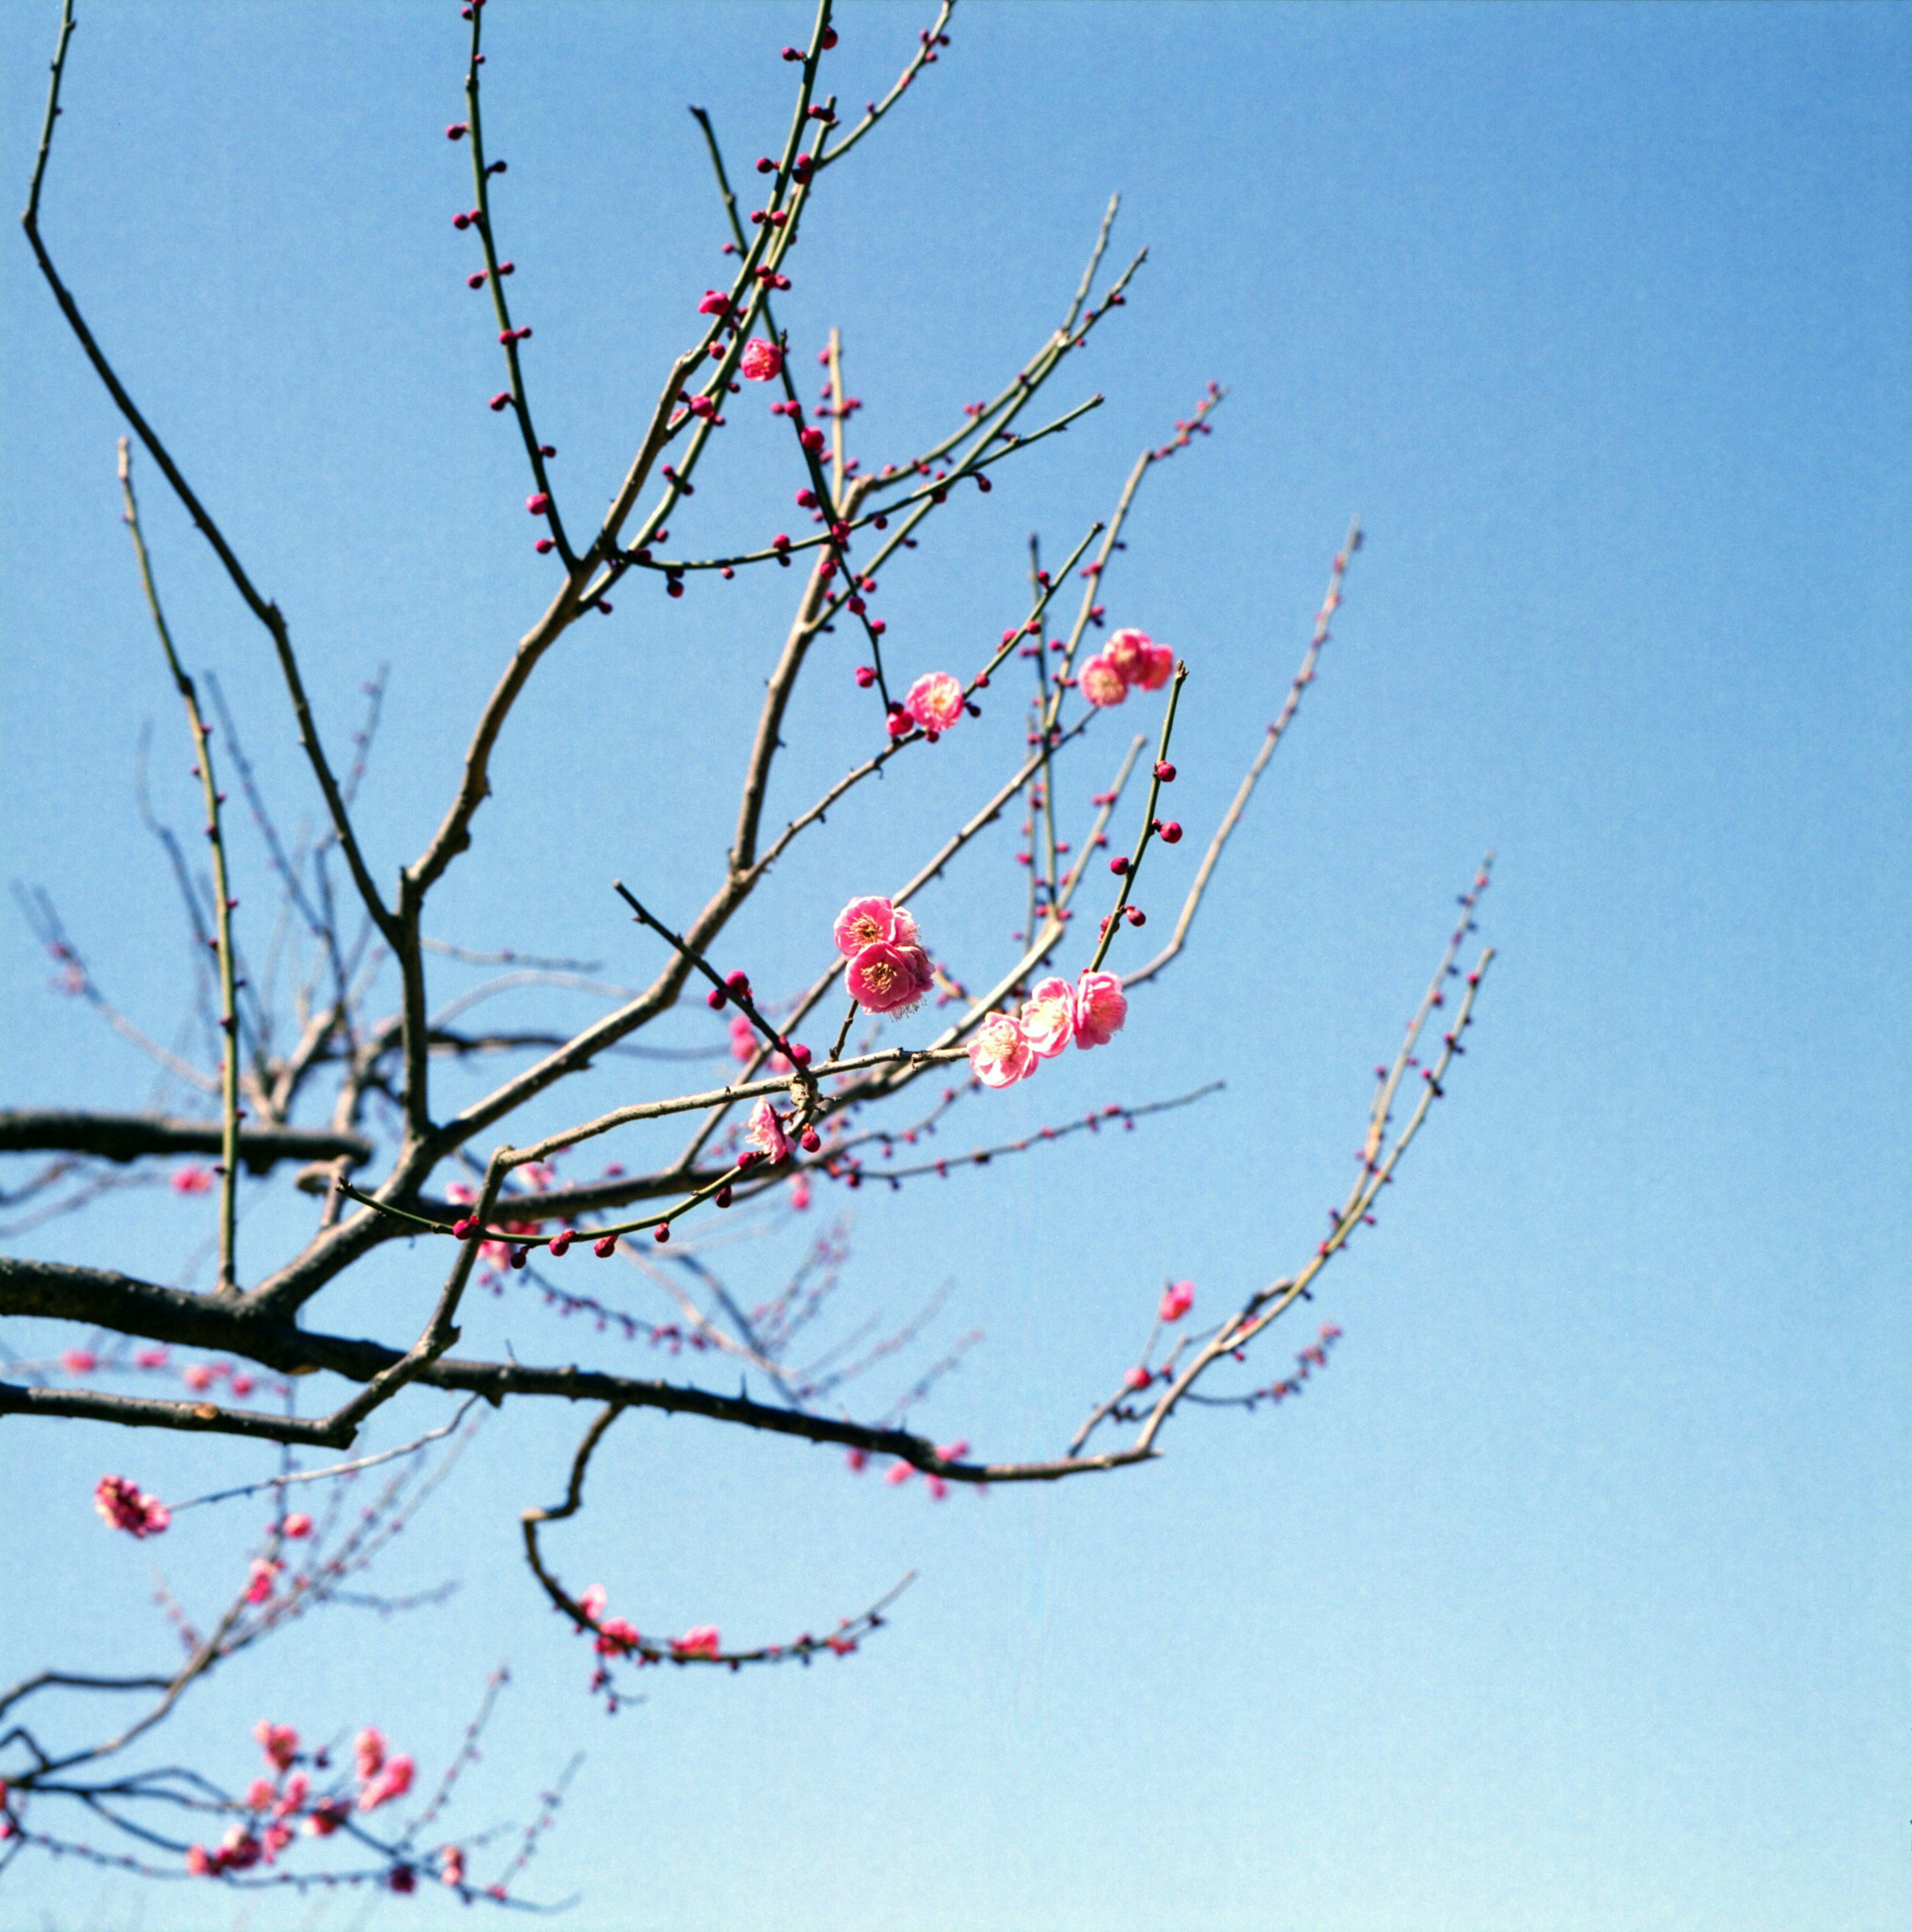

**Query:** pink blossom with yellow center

left=738, top=338, right=783, bottom=381
left=832, top=895, right=920, bottom=957
left=1078, top=654, right=1128, bottom=707
left=1018, top=976, right=1076, bottom=1057
left=904, top=671, right=964, bottom=734
left=967, top=1012, right=1036, bottom=1088
left=1073, top=970, right=1128, bottom=1049
left=844, top=939, right=933, bottom=1015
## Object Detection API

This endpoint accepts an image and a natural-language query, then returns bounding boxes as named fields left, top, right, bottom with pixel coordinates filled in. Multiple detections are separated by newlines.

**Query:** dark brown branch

left=0, top=1111, right=371, bottom=1174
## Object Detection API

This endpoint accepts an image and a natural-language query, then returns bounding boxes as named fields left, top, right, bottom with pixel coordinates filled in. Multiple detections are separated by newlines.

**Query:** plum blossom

left=745, top=1099, right=790, bottom=1164
left=728, top=1011, right=757, bottom=1063
left=1018, top=976, right=1076, bottom=1058
left=595, top=1616, right=641, bottom=1657
left=833, top=895, right=920, bottom=957
left=1077, top=654, right=1128, bottom=707
left=358, top=1753, right=415, bottom=1811
left=254, top=1720, right=299, bottom=1771
left=1136, top=641, right=1176, bottom=689
left=183, top=1362, right=215, bottom=1391
left=787, top=1173, right=812, bottom=1211
left=904, top=671, right=964, bottom=735
left=967, top=1012, right=1035, bottom=1088
left=274, top=1772, right=310, bottom=1819
left=1104, top=628, right=1150, bottom=684
left=442, top=1845, right=467, bottom=1888
left=354, top=1726, right=386, bottom=1783
left=739, top=338, right=783, bottom=381
left=60, top=1348, right=96, bottom=1373
left=672, top=1625, right=722, bottom=1660
left=281, top=1511, right=312, bottom=1539
left=244, top=1777, right=275, bottom=1812
left=304, top=1797, right=348, bottom=1836
left=1073, top=970, right=1128, bottom=1049
left=244, top=1557, right=282, bottom=1604
left=578, top=1583, right=607, bottom=1622
left=260, top=1822, right=294, bottom=1862
left=94, top=1474, right=169, bottom=1537
left=1159, top=1280, right=1195, bottom=1323
left=844, top=939, right=934, bottom=1015
left=171, top=1164, right=214, bottom=1195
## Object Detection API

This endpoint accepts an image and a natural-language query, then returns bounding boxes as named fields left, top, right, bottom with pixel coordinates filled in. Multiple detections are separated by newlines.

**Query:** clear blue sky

left=2, top=3, right=1907, bottom=1929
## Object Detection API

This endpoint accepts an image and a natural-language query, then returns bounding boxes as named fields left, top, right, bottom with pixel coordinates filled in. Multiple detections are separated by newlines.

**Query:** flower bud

left=1154, top=761, right=1176, bottom=782
left=1109, top=856, right=1129, bottom=876
left=593, top=1235, right=617, bottom=1258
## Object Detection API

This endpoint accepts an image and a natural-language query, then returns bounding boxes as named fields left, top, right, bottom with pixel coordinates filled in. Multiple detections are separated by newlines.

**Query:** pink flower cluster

left=1079, top=627, right=1175, bottom=709
left=836, top=897, right=935, bottom=1015
left=186, top=1716, right=412, bottom=1876
left=94, top=1474, right=169, bottom=1537
left=739, top=337, right=783, bottom=381
left=966, top=970, right=1127, bottom=1089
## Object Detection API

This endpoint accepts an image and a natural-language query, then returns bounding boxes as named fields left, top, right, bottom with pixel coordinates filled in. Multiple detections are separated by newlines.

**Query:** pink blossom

left=1073, top=970, right=1128, bottom=1049
left=672, top=1626, right=722, bottom=1660
left=739, top=338, right=783, bottom=381
left=1159, top=1280, right=1195, bottom=1323
left=245, top=1777, right=276, bottom=1812
left=697, top=289, right=732, bottom=316
left=60, top=1348, right=96, bottom=1373
left=354, top=1726, right=386, bottom=1783
left=884, top=1461, right=913, bottom=1485
left=1104, top=628, right=1151, bottom=683
left=220, top=1824, right=262, bottom=1870
left=745, top=1099, right=789, bottom=1164
left=358, top=1754, right=414, bottom=1812
left=244, top=1557, right=282, bottom=1604
left=833, top=895, right=921, bottom=958
left=787, top=1174, right=812, bottom=1212
left=1123, top=1365, right=1152, bottom=1390
left=904, top=671, right=964, bottom=734
left=281, top=1511, right=312, bottom=1539
left=1017, top=976, right=1076, bottom=1058
left=968, top=1012, right=1035, bottom=1088
left=275, top=1772, right=309, bottom=1818
left=183, top=1363, right=215, bottom=1391
left=1136, top=642, right=1176, bottom=690
left=305, top=1798, right=348, bottom=1837
left=578, top=1583, right=607, bottom=1622
left=94, top=1474, right=169, bottom=1537
left=728, top=1011, right=757, bottom=1063
left=261, top=1822, right=294, bottom=1862
left=595, top=1616, right=641, bottom=1657
left=926, top=1476, right=949, bottom=1501
left=171, top=1164, right=214, bottom=1195
left=845, top=1447, right=867, bottom=1473
left=1078, top=654, right=1128, bottom=707
left=185, top=1844, right=215, bottom=1875
left=442, top=1845, right=467, bottom=1888
left=254, top=1720, right=299, bottom=1771
left=134, top=1346, right=168, bottom=1369
left=230, top=1373, right=254, bottom=1397
left=447, top=1181, right=477, bottom=1204
left=844, top=940, right=933, bottom=1015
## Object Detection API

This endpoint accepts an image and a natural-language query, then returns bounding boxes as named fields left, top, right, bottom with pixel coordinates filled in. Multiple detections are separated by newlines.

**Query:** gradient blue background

left=2, top=3, right=1907, bottom=1928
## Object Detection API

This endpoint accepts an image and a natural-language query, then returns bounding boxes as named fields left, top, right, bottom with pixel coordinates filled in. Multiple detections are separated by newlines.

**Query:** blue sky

left=1, top=3, right=1907, bottom=1928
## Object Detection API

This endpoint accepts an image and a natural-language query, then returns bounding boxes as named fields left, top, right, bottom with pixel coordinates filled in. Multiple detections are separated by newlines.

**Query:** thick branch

left=0, top=1111, right=370, bottom=1174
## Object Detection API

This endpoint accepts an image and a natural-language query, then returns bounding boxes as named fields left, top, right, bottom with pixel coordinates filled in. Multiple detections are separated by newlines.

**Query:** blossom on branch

left=94, top=1474, right=169, bottom=1537
left=1078, top=654, right=1128, bottom=707
left=1073, top=971, right=1128, bottom=1049
left=845, top=940, right=934, bottom=1015
left=1018, top=976, right=1077, bottom=1058
left=968, top=1012, right=1035, bottom=1088
left=905, top=671, right=964, bottom=735
left=739, top=337, right=783, bottom=381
